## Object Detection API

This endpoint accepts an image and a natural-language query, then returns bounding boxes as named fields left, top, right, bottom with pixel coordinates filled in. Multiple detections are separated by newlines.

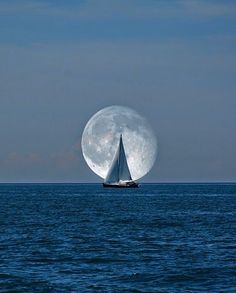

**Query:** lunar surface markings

left=81, top=105, right=157, bottom=180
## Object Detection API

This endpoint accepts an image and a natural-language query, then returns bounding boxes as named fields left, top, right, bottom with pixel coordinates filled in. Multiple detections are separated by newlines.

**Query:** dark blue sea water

left=0, top=183, right=236, bottom=292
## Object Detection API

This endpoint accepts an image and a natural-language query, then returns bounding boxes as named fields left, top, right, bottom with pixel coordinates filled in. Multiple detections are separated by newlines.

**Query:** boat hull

left=103, top=181, right=139, bottom=188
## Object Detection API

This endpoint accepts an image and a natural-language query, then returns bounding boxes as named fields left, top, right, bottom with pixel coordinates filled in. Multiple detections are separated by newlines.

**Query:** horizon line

left=0, top=181, right=236, bottom=184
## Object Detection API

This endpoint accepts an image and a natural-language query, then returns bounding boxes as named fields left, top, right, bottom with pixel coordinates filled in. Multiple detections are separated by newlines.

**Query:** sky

left=0, top=0, right=235, bottom=183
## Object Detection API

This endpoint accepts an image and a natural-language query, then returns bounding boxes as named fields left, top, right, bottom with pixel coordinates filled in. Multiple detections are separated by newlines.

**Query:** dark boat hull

left=103, top=181, right=139, bottom=188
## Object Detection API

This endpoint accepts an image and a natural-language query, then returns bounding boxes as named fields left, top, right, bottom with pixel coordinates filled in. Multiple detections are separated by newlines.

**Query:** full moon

left=81, top=105, right=157, bottom=180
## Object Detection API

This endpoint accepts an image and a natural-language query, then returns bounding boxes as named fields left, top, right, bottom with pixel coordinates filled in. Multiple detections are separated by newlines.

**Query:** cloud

left=182, top=0, right=236, bottom=18
left=0, top=149, right=80, bottom=182
left=3, top=152, right=42, bottom=166
left=0, top=1, right=50, bottom=14
left=51, top=150, right=79, bottom=169
left=0, top=0, right=235, bottom=20
left=1, top=0, right=235, bottom=47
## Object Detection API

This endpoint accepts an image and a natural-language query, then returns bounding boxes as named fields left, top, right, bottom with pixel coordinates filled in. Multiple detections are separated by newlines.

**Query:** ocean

left=0, top=183, right=235, bottom=292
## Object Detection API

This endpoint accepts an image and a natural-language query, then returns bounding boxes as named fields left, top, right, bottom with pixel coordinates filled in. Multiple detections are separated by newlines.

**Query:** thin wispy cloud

left=0, top=0, right=236, bottom=20
left=0, top=1, right=50, bottom=14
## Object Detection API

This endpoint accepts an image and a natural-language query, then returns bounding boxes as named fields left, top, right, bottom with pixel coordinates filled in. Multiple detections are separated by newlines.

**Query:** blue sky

left=1, top=0, right=236, bottom=44
left=0, top=0, right=236, bottom=182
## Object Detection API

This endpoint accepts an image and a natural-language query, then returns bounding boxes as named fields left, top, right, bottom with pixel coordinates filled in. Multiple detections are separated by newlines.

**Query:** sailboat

left=103, top=134, right=139, bottom=188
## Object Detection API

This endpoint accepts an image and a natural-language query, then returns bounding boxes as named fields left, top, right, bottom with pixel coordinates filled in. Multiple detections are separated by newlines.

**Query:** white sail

left=105, top=135, right=132, bottom=184
left=118, top=135, right=132, bottom=181
left=105, top=142, right=120, bottom=183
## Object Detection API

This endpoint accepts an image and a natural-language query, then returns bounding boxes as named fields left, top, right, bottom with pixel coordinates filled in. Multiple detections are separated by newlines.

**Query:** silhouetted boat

left=103, top=134, right=139, bottom=188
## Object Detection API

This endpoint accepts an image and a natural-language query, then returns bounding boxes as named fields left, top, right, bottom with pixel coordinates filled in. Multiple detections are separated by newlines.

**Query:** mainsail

left=105, top=134, right=132, bottom=184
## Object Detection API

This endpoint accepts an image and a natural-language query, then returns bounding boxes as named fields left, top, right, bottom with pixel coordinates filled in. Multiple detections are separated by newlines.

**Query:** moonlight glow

left=81, top=106, right=157, bottom=180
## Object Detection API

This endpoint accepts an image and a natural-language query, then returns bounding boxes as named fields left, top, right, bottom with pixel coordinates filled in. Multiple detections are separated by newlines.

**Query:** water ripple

left=0, top=183, right=236, bottom=292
